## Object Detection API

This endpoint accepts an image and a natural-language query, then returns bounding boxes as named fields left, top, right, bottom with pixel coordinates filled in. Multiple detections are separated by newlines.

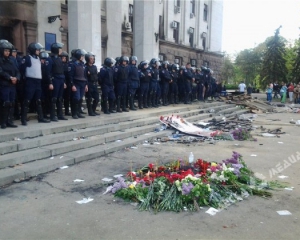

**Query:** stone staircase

left=0, top=102, right=248, bottom=187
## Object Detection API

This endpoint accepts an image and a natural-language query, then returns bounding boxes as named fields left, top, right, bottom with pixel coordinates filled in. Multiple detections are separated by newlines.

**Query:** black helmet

left=140, top=60, right=149, bottom=69
left=85, top=52, right=95, bottom=63
left=51, top=42, right=64, bottom=54
left=180, top=65, right=186, bottom=70
left=39, top=51, right=49, bottom=59
left=119, top=56, right=129, bottom=64
left=172, top=64, right=179, bottom=71
left=104, top=57, right=116, bottom=67
left=0, top=39, right=13, bottom=56
left=60, top=51, right=69, bottom=57
left=71, top=49, right=79, bottom=58
left=129, top=56, right=138, bottom=64
left=74, top=49, right=87, bottom=60
left=150, top=58, right=160, bottom=67
left=115, top=57, right=121, bottom=63
left=28, top=42, right=44, bottom=55
left=162, top=61, right=169, bottom=68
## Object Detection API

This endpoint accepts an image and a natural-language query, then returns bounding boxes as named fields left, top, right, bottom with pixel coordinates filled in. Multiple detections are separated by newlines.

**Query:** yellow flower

left=211, top=162, right=218, bottom=167
left=129, top=184, right=135, bottom=189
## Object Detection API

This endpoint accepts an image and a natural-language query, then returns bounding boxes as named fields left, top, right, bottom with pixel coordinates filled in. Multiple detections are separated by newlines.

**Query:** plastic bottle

left=189, top=152, right=194, bottom=164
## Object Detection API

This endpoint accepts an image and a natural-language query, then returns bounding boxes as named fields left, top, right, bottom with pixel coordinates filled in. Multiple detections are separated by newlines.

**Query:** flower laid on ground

left=107, top=152, right=283, bottom=213
left=230, top=128, right=255, bottom=141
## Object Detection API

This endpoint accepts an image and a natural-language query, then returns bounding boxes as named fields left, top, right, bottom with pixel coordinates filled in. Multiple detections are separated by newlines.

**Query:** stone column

left=68, top=0, right=101, bottom=66
left=106, top=0, right=122, bottom=58
left=133, top=0, right=159, bottom=61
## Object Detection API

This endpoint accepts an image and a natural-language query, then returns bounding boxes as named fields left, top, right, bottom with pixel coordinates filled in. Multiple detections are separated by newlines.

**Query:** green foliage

left=225, top=84, right=238, bottom=90
left=260, top=26, right=288, bottom=88
left=291, top=39, right=300, bottom=83
left=220, top=55, right=236, bottom=83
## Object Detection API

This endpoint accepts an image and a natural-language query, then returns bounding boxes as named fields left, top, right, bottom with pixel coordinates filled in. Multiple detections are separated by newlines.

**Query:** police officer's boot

left=21, top=100, right=30, bottom=126
left=64, top=98, right=71, bottom=116
left=143, top=95, right=148, bottom=108
left=37, top=100, right=50, bottom=123
left=77, top=99, right=85, bottom=118
left=0, top=101, right=9, bottom=129
left=71, top=99, right=78, bottom=119
left=7, top=102, right=18, bottom=128
left=129, top=95, right=137, bottom=111
left=138, top=95, right=143, bottom=109
left=174, top=95, right=179, bottom=104
left=92, top=99, right=100, bottom=115
left=147, top=93, right=152, bottom=108
left=116, top=96, right=122, bottom=113
left=14, top=101, right=20, bottom=120
left=170, top=93, right=174, bottom=104
left=162, top=95, right=167, bottom=106
left=57, top=98, right=68, bottom=120
left=103, top=99, right=110, bottom=114
left=108, top=100, right=116, bottom=113
left=86, top=98, right=96, bottom=116
left=50, top=98, right=58, bottom=122
left=122, top=97, right=129, bottom=112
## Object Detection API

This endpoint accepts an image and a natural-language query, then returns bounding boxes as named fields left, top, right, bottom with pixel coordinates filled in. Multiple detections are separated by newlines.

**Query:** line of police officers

left=0, top=40, right=218, bottom=129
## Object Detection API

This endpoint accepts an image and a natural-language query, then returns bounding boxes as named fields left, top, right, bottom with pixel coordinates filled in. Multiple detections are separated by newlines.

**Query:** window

left=190, top=0, right=195, bottom=15
left=191, top=59, right=197, bottom=67
left=129, top=4, right=133, bottom=30
left=204, top=4, right=208, bottom=21
left=202, top=37, right=206, bottom=50
left=173, top=22, right=179, bottom=44
left=189, top=28, right=194, bottom=47
left=45, top=33, right=56, bottom=51
left=159, top=15, right=164, bottom=39
left=159, top=53, right=165, bottom=61
left=174, top=56, right=182, bottom=66
left=175, top=0, right=180, bottom=6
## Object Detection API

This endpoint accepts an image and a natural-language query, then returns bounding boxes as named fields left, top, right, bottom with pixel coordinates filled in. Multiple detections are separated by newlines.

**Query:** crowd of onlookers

left=266, top=82, right=300, bottom=103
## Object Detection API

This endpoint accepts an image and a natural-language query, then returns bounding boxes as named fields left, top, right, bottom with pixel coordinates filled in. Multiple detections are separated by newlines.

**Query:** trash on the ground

left=278, top=142, right=284, bottom=144
left=278, top=175, right=288, bottom=179
left=261, top=133, right=276, bottom=137
left=60, top=166, right=69, bottom=169
left=115, top=140, right=122, bottom=142
left=50, top=157, right=54, bottom=159
left=250, top=154, right=257, bottom=157
left=73, top=136, right=86, bottom=141
left=209, top=109, right=215, bottom=113
left=73, top=179, right=84, bottom=182
left=277, top=210, right=292, bottom=216
left=296, top=120, right=300, bottom=125
left=238, top=114, right=257, bottom=121
left=113, top=174, right=123, bottom=178
left=130, top=146, right=138, bottom=149
left=144, top=133, right=151, bottom=135
left=290, top=120, right=296, bottom=124
left=76, top=197, right=94, bottom=204
left=143, top=143, right=150, bottom=146
left=153, top=142, right=160, bottom=144
left=102, top=177, right=113, bottom=182
left=103, top=186, right=113, bottom=195
left=13, top=178, right=21, bottom=183
left=205, top=207, right=219, bottom=216
left=71, top=128, right=78, bottom=132
left=196, top=121, right=210, bottom=127
left=14, top=137, right=21, bottom=141
left=284, top=187, right=294, bottom=191
left=154, top=124, right=167, bottom=132
left=60, top=156, right=63, bottom=159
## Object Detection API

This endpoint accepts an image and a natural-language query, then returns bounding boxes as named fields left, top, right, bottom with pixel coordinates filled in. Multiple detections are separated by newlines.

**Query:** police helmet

left=150, top=58, right=159, bottom=66
left=119, top=56, right=129, bottom=64
left=0, top=40, right=13, bottom=56
left=85, top=52, right=95, bottom=63
left=71, top=49, right=79, bottom=58
left=28, top=42, right=44, bottom=55
left=51, top=42, right=64, bottom=54
left=60, top=51, right=69, bottom=58
left=39, top=51, right=49, bottom=59
left=115, top=57, right=121, bottom=63
left=172, top=64, right=179, bottom=71
left=104, top=57, right=116, bottom=67
left=74, top=49, right=87, bottom=60
left=167, top=64, right=172, bottom=71
left=180, top=65, right=186, bottom=71
left=140, top=60, right=149, bottom=69
left=162, top=61, right=169, bottom=68
left=129, top=56, right=138, bottom=65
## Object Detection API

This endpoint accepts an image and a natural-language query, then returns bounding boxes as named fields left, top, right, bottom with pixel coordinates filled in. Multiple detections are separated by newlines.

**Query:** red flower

left=127, top=172, right=136, bottom=180
left=148, top=163, right=154, bottom=170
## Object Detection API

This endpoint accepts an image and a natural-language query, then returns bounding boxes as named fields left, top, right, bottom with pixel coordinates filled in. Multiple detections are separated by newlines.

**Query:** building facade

left=0, top=0, right=224, bottom=79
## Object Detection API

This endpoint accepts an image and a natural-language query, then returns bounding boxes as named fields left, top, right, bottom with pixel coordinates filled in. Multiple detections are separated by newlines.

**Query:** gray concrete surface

left=1, top=110, right=300, bottom=239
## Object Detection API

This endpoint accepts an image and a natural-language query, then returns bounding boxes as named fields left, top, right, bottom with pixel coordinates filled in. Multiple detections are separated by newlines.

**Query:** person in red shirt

left=288, top=83, right=294, bottom=103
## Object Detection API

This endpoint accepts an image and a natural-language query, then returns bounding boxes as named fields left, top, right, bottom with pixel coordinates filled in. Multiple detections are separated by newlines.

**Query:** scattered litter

left=72, top=128, right=78, bottom=132
left=113, top=174, right=123, bottom=178
left=14, top=137, right=21, bottom=141
left=73, top=136, right=86, bottom=141
left=209, top=109, right=215, bottom=113
left=278, top=142, right=284, bottom=144
left=144, top=133, right=151, bottom=135
left=278, top=175, right=288, bottom=179
left=143, top=143, right=150, bottom=146
left=115, top=140, right=122, bottom=142
left=60, top=156, right=64, bottom=159
left=277, top=210, right=292, bottom=216
left=76, top=197, right=94, bottom=204
left=154, top=124, right=167, bottom=132
left=73, top=179, right=84, bottom=182
left=238, top=114, right=257, bottom=121
left=234, top=144, right=239, bottom=146
left=103, top=186, right=113, bottom=194
left=197, top=121, right=210, bottom=126
left=130, top=146, right=138, bottom=149
left=60, top=166, right=69, bottom=169
left=250, top=154, right=257, bottom=157
left=205, top=207, right=219, bottom=216
left=153, top=142, right=161, bottom=145
left=284, top=187, right=294, bottom=191
left=102, top=178, right=113, bottom=182
left=50, top=157, right=54, bottom=159
left=261, top=133, right=276, bottom=137
left=296, top=120, right=300, bottom=125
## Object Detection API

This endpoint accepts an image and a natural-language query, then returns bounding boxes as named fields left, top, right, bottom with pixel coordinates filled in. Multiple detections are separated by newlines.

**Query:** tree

left=220, top=55, right=235, bottom=84
left=260, top=26, right=288, bottom=87
left=291, top=38, right=300, bottom=83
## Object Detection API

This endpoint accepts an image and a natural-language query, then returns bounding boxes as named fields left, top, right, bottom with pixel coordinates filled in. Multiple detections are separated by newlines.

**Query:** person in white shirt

left=238, top=81, right=246, bottom=93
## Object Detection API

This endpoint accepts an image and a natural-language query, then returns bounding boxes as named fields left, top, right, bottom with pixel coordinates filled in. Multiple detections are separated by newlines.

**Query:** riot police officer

left=20, top=42, right=50, bottom=125
left=149, top=58, right=160, bottom=108
left=159, top=61, right=172, bottom=106
left=138, top=60, right=151, bottom=109
left=98, top=57, right=116, bottom=114
left=114, top=56, right=129, bottom=112
left=85, top=52, right=100, bottom=116
left=60, top=51, right=71, bottom=116
left=68, top=49, right=88, bottom=119
left=169, top=64, right=179, bottom=104
left=39, top=51, right=51, bottom=119
left=128, top=56, right=139, bottom=111
left=195, top=68, right=205, bottom=101
left=0, top=40, right=20, bottom=129
left=183, top=63, right=195, bottom=104
left=48, top=42, right=67, bottom=121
